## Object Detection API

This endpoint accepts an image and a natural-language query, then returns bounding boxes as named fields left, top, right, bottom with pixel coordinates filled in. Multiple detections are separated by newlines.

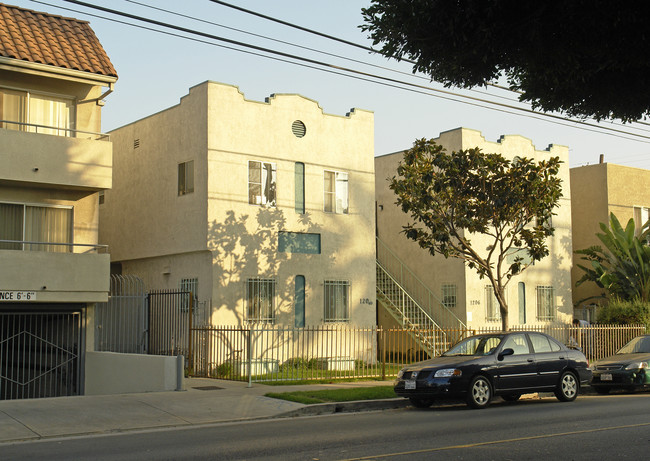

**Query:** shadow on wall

left=206, top=206, right=335, bottom=325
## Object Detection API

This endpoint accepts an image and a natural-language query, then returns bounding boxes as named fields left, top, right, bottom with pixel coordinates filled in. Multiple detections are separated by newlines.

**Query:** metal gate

left=0, top=310, right=81, bottom=400
left=147, top=290, right=193, bottom=357
left=95, top=275, right=148, bottom=353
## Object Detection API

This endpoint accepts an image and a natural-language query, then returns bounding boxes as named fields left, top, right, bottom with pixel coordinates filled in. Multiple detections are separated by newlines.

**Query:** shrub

left=598, top=297, right=650, bottom=328
left=212, top=360, right=240, bottom=378
left=279, top=357, right=311, bottom=371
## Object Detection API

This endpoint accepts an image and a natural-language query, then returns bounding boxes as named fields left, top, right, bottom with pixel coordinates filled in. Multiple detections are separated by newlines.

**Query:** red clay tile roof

left=0, top=3, right=117, bottom=78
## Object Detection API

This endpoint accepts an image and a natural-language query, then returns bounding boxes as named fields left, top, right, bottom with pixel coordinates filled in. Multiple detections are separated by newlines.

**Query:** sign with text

left=0, top=291, right=37, bottom=301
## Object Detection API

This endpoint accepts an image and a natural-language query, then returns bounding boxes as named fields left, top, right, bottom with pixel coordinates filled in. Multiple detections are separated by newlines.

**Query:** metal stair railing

left=376, top=237, right=467, bottom=330
left=377, top=261, right=447, bottom=355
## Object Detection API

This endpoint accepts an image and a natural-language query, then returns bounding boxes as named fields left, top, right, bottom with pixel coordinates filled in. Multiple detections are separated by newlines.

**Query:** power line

left=122, top=0, right=525, bottom=106
left=210, top=0, right=650, bottom=135
left=55, top=0, right=650, bottom=143
left=32, top=0, right=650, bottom=146
left=207, top=0, right=379, bottom=55
left=147, top=0, right=650, bottom=136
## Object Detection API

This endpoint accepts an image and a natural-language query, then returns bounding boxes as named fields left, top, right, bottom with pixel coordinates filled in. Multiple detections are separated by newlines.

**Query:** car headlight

left=434, top=368, right=462, bottom=378
left=397, top=369, right=405, bottom=379
left=624, top=362, right=648, bottom=370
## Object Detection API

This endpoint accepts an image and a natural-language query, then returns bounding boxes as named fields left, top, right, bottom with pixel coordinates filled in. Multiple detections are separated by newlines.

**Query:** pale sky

left=14, top=0, right=650, bottom=170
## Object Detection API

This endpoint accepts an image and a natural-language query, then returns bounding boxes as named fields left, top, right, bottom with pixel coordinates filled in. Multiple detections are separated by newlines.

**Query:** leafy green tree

left=575, top=213, right=650, bottom=303
left=361, top=1, right=650, bottom=122
left=390, top=139, right=562, bottom=330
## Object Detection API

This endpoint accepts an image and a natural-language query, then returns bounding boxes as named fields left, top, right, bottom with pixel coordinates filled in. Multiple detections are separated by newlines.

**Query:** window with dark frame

left=324, top=280, right=349, bottom=322
left=178, top=160, right=194, bottom=196
left=247, top=278, right=276, bottom=323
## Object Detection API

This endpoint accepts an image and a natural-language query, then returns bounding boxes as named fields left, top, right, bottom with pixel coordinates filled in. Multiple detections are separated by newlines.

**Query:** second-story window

left=178, top=160, right=194, bottom=196
left=0, top=87, right=73, bottom=136
left=249, top=161, right=276, bottom=206
left=0, top=202, right=72, bottom=252
left=324, top=170, right=348, bottom=214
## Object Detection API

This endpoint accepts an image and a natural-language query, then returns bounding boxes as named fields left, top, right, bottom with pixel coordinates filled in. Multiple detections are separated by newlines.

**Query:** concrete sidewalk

left=0, top=378, right=402, bottom=444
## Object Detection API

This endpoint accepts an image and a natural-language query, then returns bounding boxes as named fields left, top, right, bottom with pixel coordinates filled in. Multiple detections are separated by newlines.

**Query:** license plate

left=601, top=373, right=612, bottom=381
left=405, top=380, right=416, bottom=390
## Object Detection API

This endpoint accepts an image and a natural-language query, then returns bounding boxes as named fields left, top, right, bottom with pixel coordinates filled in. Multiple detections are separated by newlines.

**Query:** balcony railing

left=0, top=240, right=108, bottom=254
left=0, top=120, right=109, bottom=141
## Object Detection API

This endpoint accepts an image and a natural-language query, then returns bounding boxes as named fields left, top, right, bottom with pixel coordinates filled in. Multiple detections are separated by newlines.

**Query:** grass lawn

left=265, top=386, right=398, bottom=404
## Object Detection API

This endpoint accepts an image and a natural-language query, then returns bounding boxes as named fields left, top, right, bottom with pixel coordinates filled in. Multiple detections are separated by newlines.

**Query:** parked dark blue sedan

left=394, top=331, right=592, bottom=409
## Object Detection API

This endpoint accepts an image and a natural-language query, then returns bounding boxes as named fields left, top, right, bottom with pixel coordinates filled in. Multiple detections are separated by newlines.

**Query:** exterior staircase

left=376, top=237, right=468, bottom=357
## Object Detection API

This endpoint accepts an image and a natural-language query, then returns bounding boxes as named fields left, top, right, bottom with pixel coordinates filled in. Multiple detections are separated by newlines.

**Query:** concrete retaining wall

left=85, top=351, right=184, bottom=395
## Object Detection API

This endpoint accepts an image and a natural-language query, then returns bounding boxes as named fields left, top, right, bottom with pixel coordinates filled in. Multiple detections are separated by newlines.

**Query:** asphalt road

left=1, top=393, right=649, bottom=460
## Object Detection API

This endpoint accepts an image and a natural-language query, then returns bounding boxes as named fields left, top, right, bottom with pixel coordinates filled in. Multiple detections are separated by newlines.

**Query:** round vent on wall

left=292, top=120, right=306, bottom=138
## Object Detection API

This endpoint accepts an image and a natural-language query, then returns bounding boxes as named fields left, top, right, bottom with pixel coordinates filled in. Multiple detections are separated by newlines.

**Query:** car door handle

left=527, top=358, right=534, bottom=362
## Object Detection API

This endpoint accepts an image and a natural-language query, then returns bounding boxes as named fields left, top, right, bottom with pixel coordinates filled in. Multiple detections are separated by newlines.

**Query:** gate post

left=381, top=327, right=386, bottom=381
left=187, top=293, right=194, bottom=375
left=247, top=326, right=253, bottom=388
left=176, top=355, right=185, bottom=391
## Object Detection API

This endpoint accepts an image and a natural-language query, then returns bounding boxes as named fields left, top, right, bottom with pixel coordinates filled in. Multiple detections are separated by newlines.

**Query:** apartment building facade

left=375, top=127, right=574, bottom=330
left=571, top=161, right=650, bottom=318
left=0, top=3, right=117, bottom=399
left=100, top=81, right=376, bottom=328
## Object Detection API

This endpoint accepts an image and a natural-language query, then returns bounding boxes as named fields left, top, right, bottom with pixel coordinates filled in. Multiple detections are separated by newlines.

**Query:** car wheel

left=502, top=393, right=521, bottom=402
left=467, top=376, right=492, bottom=409
left=594, top=386, right=611, bottom=395
left=555, top=371, right=579, bottom=402
left=409, top=397, right=434, bottom=408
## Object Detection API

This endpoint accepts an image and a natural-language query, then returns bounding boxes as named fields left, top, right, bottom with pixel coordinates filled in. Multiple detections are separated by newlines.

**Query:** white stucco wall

left=375, top=127, right=573, bottom=329
left=102, top=81, right=377, bottom=327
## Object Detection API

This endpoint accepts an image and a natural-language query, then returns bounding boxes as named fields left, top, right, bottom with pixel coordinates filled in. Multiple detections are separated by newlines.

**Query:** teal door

left=295, top=275, right=305, bottom=327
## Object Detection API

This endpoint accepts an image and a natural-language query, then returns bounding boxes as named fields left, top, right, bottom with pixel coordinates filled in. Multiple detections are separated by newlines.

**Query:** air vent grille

left=291, top=120, right=306, bottom=138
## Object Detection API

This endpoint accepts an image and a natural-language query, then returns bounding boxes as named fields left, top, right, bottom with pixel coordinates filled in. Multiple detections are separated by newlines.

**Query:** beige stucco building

left=570, top=161, right=650, bottom=318
left=100, top=81, right=376, bottom=327
left=375, top=128, right=574, bottom=331
left=0, top=4, right=117, bottom=399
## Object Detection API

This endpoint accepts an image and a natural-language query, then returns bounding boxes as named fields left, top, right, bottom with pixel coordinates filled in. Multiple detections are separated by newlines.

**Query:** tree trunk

left=495, top=286, right=509, bottom=331
left=499, top=305, right=509, bottom=332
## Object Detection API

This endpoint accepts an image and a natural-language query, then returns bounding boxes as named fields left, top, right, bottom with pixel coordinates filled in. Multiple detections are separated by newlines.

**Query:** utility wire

left=210, top=0, right=650, bottom=133
left=137, top=0, right=650, bottom=135
left=208, top=0, right=379, bottom=55
left=123, top=0, right=524, bottom=105
left=56, top=0, right=650, bottom=143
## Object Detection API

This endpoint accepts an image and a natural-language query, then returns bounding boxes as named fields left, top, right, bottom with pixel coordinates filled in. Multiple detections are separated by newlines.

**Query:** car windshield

left=617, top=336, right=650, bottom=354
left=443, top=335, right=504, bottom=356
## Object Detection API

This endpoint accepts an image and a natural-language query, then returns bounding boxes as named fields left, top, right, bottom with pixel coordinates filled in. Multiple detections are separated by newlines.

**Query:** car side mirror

left=498, top=348, right=514, bottom=361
